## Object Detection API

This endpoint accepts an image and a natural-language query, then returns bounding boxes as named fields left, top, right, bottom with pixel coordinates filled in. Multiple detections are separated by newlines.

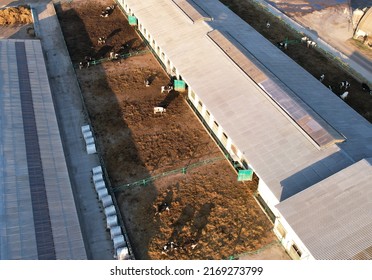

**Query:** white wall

left=257, top=179, right=280, bottom=217
left=274, top=215, right=314, bottom=260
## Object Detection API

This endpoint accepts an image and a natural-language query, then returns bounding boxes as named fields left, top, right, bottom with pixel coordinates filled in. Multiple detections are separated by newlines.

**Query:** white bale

left=110, top=225, right=122, bottom=239
left=94, top=180, right=106, bottom=192
left=92, top=166, right=103, bottom=175
left=93, top=173, right=103, bottom=184
left=81, top=124, right=91, bottom=134
left=97, top=188, right=108, bottom=201
left=106, top=215, right=118, bottom=229
left=116, top=247, right=129, bottom=260
left=104, top=205, right=116, bottom=217
left=113, top=234, right=126, bottom=249
left=101, top=195, right=113, bottom=207
left=86, top=143, right=97, bottom=154
left=83, top=130, right=93, bottom=140
left=85, top=136, right=95, bottom=145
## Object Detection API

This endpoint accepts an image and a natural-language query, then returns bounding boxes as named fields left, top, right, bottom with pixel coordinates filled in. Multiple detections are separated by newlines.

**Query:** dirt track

left=56, top=0, right=279, bottom=260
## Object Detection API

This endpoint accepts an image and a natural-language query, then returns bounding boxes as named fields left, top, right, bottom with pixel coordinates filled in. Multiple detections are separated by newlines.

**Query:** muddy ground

left=56, top=0, right=279, bottom=260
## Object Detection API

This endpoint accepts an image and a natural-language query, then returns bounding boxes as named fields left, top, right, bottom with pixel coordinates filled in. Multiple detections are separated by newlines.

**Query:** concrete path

left=30, top=0, right=114, bottom=260
left=254, top=0, right=372, bottom=83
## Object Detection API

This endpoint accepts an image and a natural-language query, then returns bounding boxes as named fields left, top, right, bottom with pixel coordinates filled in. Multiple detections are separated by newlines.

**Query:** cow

left=362, top=83, right=371, bottom=95
left=98, top=37, right=106, bottom=45
left=109, top=52, right=119, bottom=60
left=277, top=41, right=288, bottom=50
left=155, top=202, right=170, bottom=215
left=307, top=40, right=317, bottom=48
left=339, top=81, right=350, bottom=90
left=340, top=91, right=349, bottom=100
left=301, top=36, right=310, bottom=43
left=100, top=5, right=115, bottom=17
left=161, top=85, right=173, bottom=93
left=162, top=241, right=179, bottom=254
left=154, top=107, right=166, bottom=114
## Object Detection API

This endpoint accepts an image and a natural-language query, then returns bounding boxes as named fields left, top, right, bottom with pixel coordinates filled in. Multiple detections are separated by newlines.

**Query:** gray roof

left=0, top=39, right=86, bottom=259
left=125, top=0, right=372, bottom=201
left=277, top=158, right=372, bottom=260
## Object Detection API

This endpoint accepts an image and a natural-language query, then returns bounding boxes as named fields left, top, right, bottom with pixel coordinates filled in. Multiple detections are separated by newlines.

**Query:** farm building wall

left=273, top=216, right=314, bottom=260
left=257, top=179, right=280, bottom=218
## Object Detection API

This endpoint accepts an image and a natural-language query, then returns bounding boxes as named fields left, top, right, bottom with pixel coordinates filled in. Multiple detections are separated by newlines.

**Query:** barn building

left=0, top=39, right=86, bottom=259
left=116, top=0, right=372, bottom=259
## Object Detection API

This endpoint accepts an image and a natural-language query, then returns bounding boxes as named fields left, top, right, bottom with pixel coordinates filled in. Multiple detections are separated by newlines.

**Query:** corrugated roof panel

left=277, top=159, right=372, bottom=259
left=207, top=29, right=267, bottom=83
left=15, top=41, right=56, bottom=260
left=0, top=39, right=86, bottom=260
left=208, top=29, right=345, bottom=148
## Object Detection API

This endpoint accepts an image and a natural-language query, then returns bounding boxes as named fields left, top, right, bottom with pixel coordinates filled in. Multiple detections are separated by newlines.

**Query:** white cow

left=340, top=91, right=349, bottom=100
left=154, top=107, right=166, bottom=114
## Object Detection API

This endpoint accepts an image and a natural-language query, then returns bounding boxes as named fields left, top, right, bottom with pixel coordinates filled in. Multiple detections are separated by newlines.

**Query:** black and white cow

left=339, top=80, right=350, bottom=90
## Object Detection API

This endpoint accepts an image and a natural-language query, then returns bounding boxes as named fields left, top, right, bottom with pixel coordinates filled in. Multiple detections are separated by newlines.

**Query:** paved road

left=33, top=0, right=115, bottom=260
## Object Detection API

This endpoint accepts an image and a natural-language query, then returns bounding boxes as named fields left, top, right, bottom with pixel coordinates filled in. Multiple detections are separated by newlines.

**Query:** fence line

left=114, top=156, right=226, bottom=192
left=227, top=240, right=282, bottom=260
left=75, top=49, right=150, bottom=69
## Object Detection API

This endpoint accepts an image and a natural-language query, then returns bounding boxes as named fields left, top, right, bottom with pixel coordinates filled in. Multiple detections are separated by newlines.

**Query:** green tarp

left=174, top=80, right=186, bottom=91
left=128, top=16, right=137, bottom=25
left=237, top=169, right=253, bottom=181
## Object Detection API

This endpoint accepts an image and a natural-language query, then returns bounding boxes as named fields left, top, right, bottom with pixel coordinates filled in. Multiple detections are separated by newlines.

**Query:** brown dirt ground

left=56, top=0, right=280, bottom=260
left=221, top=0, right=372, bottom=123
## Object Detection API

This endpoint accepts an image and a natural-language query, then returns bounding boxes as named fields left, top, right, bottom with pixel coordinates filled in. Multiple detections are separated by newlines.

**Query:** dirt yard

left=221, top=0, right=372, bottom=123
left=55, top=0, right=281, bottom=260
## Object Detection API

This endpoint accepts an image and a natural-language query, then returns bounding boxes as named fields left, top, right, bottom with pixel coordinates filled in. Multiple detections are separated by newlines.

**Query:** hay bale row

left=0, top=6, right=32, bottom=25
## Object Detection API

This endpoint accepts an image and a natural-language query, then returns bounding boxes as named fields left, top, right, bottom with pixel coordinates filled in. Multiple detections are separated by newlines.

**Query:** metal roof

left=0, top=39, right=86, bottom=259
left=124, top=0, right=372, bottom=202
left=172, top=0, right=212, bottom=23
left=207, top=29, right=345, bottom=148
left=277, top=158, right=372, bottom=260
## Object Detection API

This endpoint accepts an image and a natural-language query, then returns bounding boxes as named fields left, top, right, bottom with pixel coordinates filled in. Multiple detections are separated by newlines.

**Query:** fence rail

left=75, top=49, right=150, bottom=69
left=114, top=156, right=226, bottom=192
